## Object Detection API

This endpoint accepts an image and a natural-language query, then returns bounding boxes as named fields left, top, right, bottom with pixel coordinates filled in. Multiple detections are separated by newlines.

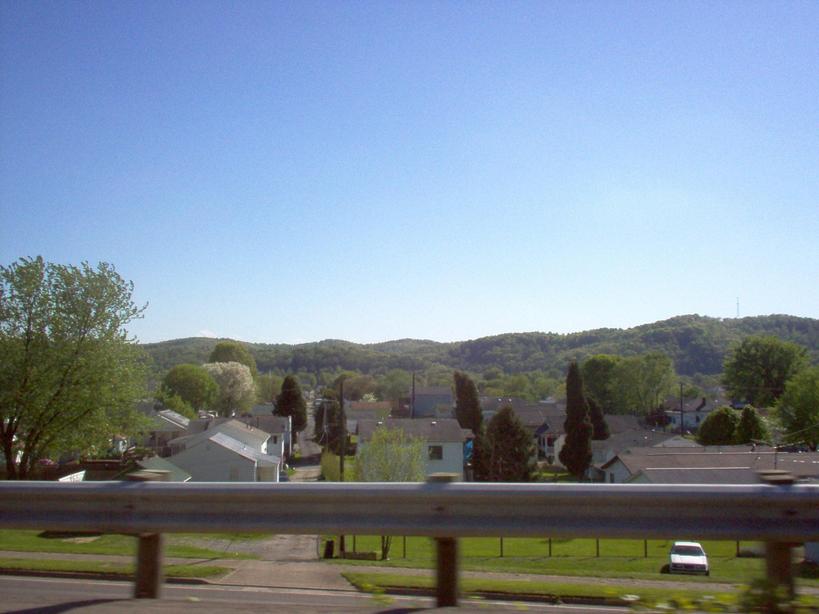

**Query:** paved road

left=0, top=576, right=629, bottom=613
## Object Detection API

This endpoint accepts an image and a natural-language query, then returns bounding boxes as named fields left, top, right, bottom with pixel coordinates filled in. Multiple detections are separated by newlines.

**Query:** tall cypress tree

left=276, top=375, right=307, bottom=433
left=486, top=406, right=536, bottom=482
left=559, top=362, right=593, bottom=479
left=454, top=371, right=482, bottom=434
left=588, top=397, right=610, bottom=440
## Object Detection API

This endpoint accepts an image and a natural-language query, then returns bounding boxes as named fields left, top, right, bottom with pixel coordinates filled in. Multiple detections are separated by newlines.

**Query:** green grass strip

left=0, top=530, right=257, bottom=559
left=0, top=557, right=228, bottom=578
left=342, top=571, right=739, bottom=607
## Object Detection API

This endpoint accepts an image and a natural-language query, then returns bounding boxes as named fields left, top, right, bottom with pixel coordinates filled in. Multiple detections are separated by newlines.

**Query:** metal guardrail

left=2, top=478, right=818, bottom=604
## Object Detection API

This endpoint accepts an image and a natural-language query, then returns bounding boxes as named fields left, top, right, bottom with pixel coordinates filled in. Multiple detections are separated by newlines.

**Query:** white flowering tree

left=203, top=361, right=255, bottom=417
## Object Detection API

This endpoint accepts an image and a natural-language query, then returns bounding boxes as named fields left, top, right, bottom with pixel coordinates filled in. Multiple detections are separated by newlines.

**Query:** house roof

left=170, top=419, right=271, bottom=450
left=593, top=430, right=680, bottom=462
left=603, top=449, right=819, bottom=480
left=512, top=406, right=547, bottom=429
left=357, top=418, right=466, bottom=443
left=631, top=467, right=762, bottom=484
left=208, top=432, right=280, bottom=466
left=480, top=396, right=529, bottom=412
left=349, top=401, right=391, bottom=412
left=137, top=457, right=192, bottom=482
left=604, top=415, right=641, bottom=434
left=412, top=387, right=452, bottom=397
left=236, top=414, right=290, bottom=435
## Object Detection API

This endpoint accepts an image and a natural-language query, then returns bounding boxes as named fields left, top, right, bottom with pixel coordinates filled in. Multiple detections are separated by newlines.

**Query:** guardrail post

left=429, top=473, right=459, bottom=607
left=759, top=471, right=797, bottom=601
left=127, top=470, right=169, bottom=599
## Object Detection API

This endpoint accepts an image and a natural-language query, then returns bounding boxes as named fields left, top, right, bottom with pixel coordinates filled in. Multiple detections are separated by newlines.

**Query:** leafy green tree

left=376, top=369, right=412, bottom=401
left=611, top=353, right=676, bottom=415
left=453, top=371, right=482, bottom=433
left=588, top=397, right=610, bottom=440
left=156, top=392, right=196, bottom=420
left=203, top=361, right=256, bottom=416
left=159, top=364, right=218, bottom=412
left=0, top=257, right=147, bottom=479
left=255, top=372, right=283, bottom=404
left=470, top=425, right=491, bottom=481
left=735, top=406, right=769, bottom=444
left=723, top=336, right=808, bottom=407
left=559, top=362, right=593, bottom=479
left=697, top=406, right=740, bottom=445
left=209, top=340, right=258, bottom=377
left=354, top=425, right=424, bottom=558
left=486, top=405, right=536, bottom=482
left=276, top=375, right=307, bottom=433
left=776, top=366, right=819, bottom=450
left=581, top=354, right=621, bottom=412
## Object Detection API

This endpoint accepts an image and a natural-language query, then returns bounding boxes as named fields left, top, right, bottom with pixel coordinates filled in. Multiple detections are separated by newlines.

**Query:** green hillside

left=141, top=314, right=819, bottom=379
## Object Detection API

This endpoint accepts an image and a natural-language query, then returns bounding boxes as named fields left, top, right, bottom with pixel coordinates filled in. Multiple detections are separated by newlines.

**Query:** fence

left=1, top=473, right=818, bottom=606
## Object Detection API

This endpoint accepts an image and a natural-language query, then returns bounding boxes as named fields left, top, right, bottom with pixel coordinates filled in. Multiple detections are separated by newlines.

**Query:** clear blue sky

left=2, top=1, right=817, bottom=344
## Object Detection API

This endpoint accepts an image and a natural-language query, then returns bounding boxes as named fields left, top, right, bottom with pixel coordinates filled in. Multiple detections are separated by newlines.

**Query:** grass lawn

left=0, top=530, right=257, bottom=559
left=0, top=556, right=229, bottom=578
left=329, top=536, right=818, bottom=586
left=342, top=571, right=740, bottom=609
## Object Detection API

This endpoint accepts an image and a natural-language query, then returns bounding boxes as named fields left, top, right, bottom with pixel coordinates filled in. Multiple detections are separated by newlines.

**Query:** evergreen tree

left=697, top=406, right=740, bottom=445
left=470, top=424, right=491, bottom=481
left=559, top=362, right=593, bottom=479
left=486, top=406, right=536, bottom=482
left=454, top=371, right=482, bottom=434
left=735, top=406, right=769, bottom=444
left=588, top=397, right=610, bottom=440
left=276, top=375, right=307, bottom=432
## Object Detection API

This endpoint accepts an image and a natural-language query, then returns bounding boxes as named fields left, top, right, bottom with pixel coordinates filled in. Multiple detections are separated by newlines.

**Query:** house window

left=272, top=436, right=278, bottom=444
left=428, top=445, right=443, bottom=460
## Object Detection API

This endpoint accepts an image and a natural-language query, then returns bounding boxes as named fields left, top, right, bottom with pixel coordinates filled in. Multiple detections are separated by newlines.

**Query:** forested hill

left=141, top=314, right=819, bottom=378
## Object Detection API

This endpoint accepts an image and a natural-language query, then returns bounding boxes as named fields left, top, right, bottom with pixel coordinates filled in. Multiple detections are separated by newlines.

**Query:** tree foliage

left=0, top=257, right=147, bottom=478
left=559, top=362, right=592, bottom=479
left=697, top=406, right=740, bottom=445
left=355, top=426, right=424, bottom=558
left=486, top=405, right=536, bottom=482
left=454, top=371, right=482, bottom=434
left=723, top=336, right=808, bottom=407
left=209, top=340, right=258, bottom=377
left=314, top=397, right=345, bottom=455
left=355, top=426, right=425, bottom=482
left=776, top=366, right=819, bottom=450
left=276, top=375, right=307, bottom=433
left=735, top=406, right=769, bottom=444
left=588, top=397, right=610, bottom=440
left=203, top=361, right=255, bottom=417
left=143, top=314, right=819, bottom=381
left=159, top=363, right=218, bottom=412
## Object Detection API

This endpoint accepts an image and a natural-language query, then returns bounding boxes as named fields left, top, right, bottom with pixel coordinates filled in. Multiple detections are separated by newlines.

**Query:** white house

left=356, top=418, right=467, bottom=480
left=168, top=432, right=280, bottom=482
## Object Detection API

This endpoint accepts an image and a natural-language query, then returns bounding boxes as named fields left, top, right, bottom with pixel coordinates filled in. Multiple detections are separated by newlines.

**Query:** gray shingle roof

left=357, top=418, right=466, bottom=443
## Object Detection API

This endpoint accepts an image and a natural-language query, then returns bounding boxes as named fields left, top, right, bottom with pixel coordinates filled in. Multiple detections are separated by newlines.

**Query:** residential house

left=139, top=404, right=191, bottom=456
left=169, top=419, right=271, bottom=456
left=663, top=397, right=719, bottom=432
left=168, top=432, right=280, bottom=482
left=356, top=418, right=467, bottom=479
left=406, top=386, right=454, bottom=419
left=239, top=411, right=292, bottom=461
left=600, top=446, right=819, bottom=484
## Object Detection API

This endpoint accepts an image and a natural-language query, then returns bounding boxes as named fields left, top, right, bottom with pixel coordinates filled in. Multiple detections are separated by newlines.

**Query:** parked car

left=669, top=541, right=709, bottom=575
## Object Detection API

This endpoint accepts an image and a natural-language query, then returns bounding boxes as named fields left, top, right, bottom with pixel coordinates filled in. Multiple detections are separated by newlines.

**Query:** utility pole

left=411, top=372, right=416, bottom=419
left=679, top=382, right=684, bottom=436
left=338, top=377, right=346, bottom=557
